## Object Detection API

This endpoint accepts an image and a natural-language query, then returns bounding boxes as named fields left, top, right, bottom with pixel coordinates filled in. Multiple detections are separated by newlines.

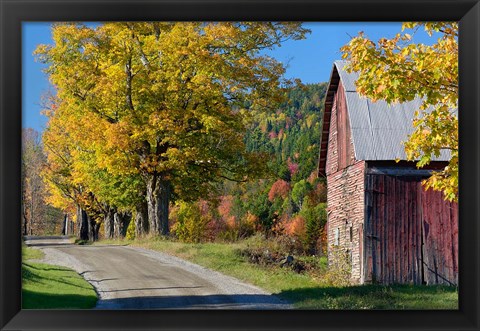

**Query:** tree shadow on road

left=95, top=293, right=291, bottom=309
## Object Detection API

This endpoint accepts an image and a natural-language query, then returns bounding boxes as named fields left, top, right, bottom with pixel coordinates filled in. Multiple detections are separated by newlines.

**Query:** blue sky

left=22, top=22, right=438, bottom=133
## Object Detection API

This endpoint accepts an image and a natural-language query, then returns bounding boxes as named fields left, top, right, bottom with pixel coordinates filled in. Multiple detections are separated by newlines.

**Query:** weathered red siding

left=421, top=188, right=458, bottom=285
left=335, top=81, right=354, bottom=170
left=364, top=173, right=458, bottom=285
left=325, top=82, right=354, bottom=175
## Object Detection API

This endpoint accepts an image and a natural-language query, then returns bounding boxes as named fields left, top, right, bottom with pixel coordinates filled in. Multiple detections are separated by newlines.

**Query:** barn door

left=364, top=174, right=424, bottom=284
left=364, top=173, right=459, bottom=285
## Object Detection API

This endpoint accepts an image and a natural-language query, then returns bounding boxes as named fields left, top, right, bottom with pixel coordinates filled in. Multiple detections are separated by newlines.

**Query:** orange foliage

left=268, top=179, right=290, bottom=202
left=218, top=195, right=236, bottom=228
left=284, top=215, right=306, bottom=238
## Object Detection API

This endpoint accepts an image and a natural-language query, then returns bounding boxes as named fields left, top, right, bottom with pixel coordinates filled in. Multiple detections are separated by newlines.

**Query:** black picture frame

left=1, top=0, right=479, bottom=330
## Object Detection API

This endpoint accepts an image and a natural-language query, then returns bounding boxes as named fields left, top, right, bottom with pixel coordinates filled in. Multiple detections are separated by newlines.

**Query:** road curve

left=24, top=237, right=291, bottom=309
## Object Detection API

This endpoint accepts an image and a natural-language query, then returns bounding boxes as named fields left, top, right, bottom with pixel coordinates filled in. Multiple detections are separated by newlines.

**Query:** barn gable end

left=324, top=78, right=365, bottom=283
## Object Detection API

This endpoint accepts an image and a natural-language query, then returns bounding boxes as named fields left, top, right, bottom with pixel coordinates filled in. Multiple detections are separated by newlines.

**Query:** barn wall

left=327, top=161, right=365, bottom=283
left=326, top=81, right=364, bottom=283
left=421, top=188, right=458, bottom=285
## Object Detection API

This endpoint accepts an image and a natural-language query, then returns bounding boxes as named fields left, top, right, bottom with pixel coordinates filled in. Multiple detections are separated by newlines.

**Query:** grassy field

left=98, top=237, right=458, bottom=309
left=22, top=246, right=97, bottom=309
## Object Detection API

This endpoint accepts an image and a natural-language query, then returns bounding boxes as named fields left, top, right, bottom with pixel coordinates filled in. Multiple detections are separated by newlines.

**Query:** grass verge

left=98, top=237, right=458, bottom=309
left=22, top=245, right=97, bottom=309
left=22, top=245, right=45, bottom=261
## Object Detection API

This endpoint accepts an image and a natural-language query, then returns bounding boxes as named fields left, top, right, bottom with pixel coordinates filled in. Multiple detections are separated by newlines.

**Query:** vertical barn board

left=381, top=176, right=392, bottom=284
left=379, top=174, right=386, bottom=283
left=415, top=181, right=423, bottom=284
left=336, top=82, right=353, bottom=170
left=374, top=174, right=382, bottom=282
left=451, top=202, right=458, bottom=284
left=387, top=175, right=394, bottom=284
left=422, top=188, right=434, bottom=284
left=395, top=181, right=405, bottom=283
left=372, top=176, right=383, bottom=282
left=369, top=174, right=376, bottom=282
left=403, top=179, right=410, bottom=283
left=439, top=193, right=449, bottom=283
left=405, top=179, right=411, bottom=282
left=391, top=176, right=396, bottom=283
left=364, top=174, right=372, bottom=283
left=406, top=179, right=412, bottom=282
left=382, top=176, right=388, bottom=284
left=399, top=178, right=406, bottom=282
left=408, top=177, right=421, bottom=285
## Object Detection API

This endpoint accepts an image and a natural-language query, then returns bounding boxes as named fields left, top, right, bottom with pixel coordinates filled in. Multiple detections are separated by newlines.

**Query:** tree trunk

left=146, top=174, right=170, bottom=236
left=62, top=214, right=67, bottom=235
left=79, top=209, right=89, bottom=241
left=88, top=217, right=97, bottom=241
left=113, top=212, right=131, bottom=238
left=23, top=204, right=28, bottom=236
left=104, top=208, right=115, bottom=239
left=135, top=199, right=149, bottom=238
left=94, top=222, right=101, bottom=241
left=69, top=214, right=75, bottom=236
left=124, top=213, right=132, bottom=237
left=113, top=213, right=122, bottom=238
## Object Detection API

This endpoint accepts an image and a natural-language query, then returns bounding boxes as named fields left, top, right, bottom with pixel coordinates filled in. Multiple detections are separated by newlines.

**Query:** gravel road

left=24, top=236, right=291, bottom=309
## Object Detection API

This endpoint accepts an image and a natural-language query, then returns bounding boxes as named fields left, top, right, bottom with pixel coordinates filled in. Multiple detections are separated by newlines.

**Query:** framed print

left=1, top=0, right=479, bottom=330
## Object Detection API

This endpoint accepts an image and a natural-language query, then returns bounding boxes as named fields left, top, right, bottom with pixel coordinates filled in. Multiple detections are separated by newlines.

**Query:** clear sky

left=22, top=22, right=438, bottom=133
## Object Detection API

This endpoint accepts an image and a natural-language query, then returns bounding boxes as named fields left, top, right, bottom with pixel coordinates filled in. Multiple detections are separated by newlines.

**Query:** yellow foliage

left=341, top=22, right=458, bottom=201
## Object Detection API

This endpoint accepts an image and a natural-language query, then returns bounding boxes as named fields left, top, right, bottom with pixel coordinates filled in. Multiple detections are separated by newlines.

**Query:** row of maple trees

left=32, top=22, right=311, bottom=240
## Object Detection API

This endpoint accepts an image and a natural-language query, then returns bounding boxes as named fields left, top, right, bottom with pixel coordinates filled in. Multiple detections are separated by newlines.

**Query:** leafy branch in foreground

left=341, top=22, right=458, bottom=201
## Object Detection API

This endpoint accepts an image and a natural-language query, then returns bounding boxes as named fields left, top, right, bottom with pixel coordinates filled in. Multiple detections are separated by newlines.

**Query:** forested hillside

left=23, top=81, right=329, bottom=255
left=169, top=83, right=329, bottom=255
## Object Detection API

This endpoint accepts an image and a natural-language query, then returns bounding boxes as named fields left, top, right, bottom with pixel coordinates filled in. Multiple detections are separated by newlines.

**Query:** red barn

left=318, top=61, right=458, bottom=285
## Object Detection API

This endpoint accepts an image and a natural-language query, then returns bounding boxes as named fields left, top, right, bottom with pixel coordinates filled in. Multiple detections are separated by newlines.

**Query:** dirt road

left=24, top=237, right=291, bottom=309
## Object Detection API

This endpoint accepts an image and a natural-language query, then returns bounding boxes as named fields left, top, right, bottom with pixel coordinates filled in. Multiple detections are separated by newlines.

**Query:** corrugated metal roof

left=334, top=60, right=451, bottom=162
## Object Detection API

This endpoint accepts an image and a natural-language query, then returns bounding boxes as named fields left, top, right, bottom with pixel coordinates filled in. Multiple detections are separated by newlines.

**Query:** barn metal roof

left=318, top=60, right=451, bottom=176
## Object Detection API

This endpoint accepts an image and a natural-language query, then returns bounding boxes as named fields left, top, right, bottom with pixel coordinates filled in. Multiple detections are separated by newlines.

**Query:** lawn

left=97, top=237, right=458, bottom=309
left=22, top=245, right=97, bottom=309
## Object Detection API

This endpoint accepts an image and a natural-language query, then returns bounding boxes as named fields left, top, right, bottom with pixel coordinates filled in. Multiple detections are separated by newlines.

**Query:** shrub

left=171, top=201, right=211, bottom=243
left=300, top=200, right=327, bottom=255
left=280, top=199, right=327, bottom=255
left=125, top=217, right=136, bottom=240
left=323, top=247, right=352, bottom=286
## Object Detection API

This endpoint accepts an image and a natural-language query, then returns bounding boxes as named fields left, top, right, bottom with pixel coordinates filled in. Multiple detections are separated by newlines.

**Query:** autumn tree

left=41, top=100, right=91, bottom=239
left=268, top=179, right=290, bottom=202
left=341, top=22, right=458, bottom=201
left=22, top=128, right=48, bottom=235
left=36, top=22, right=309, bottom=236
left=41, top=94, right=141, bottom=240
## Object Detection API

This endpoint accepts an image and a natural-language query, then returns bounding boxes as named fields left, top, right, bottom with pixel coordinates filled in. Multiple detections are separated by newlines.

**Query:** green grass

left=22, top=245, right=97, bottom=309
left=98, top=237, right=458, bottom=309
left=22, top=245, right=45, bottom=261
